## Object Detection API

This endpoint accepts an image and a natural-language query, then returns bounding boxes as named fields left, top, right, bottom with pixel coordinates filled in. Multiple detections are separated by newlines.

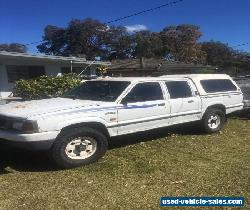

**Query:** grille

left=0, top=116, right=7, bottom=127
left=0, top=115, right=12, bottom=130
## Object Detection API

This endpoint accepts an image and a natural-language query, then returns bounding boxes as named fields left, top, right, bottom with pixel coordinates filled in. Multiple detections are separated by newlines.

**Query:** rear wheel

left=202, top=108, right=226, bottom=133
left=51, top=127, right=108, bottom=168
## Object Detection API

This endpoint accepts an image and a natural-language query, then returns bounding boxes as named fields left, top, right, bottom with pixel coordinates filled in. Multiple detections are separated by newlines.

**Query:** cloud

left=125, top=24, right=148, bottom=33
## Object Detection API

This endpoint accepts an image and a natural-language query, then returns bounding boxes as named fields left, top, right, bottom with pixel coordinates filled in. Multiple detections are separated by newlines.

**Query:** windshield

left=63, top=81, right=130, bottom=102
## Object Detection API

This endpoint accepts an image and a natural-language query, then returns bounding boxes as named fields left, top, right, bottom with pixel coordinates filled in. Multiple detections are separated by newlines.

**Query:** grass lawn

left=0, top=114, right=249, bottom=210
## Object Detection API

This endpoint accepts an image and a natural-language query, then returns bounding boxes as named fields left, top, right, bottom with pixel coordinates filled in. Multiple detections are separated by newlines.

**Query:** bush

left=14, top=74, right=82, bottom=100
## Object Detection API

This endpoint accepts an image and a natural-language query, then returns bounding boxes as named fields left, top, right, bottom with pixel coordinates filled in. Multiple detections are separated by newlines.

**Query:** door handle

left=158, top=103, right=165, bottom=106
left=188, top=100, right=194, bottom=103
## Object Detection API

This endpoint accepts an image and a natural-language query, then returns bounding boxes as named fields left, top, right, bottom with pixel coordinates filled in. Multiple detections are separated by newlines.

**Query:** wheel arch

left=58, top=122, right=110, bottom=139
left=203, top=104, right=226, bottom=117
left=203, top=104, right=226, bottom=115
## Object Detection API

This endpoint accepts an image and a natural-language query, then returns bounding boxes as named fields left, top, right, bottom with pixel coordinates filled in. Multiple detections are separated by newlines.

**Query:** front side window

left=200, top=79, right=237, bottom=93
left=165, top=81, right=192, bottom=99
left=63, top=81, right=130, bottom=102
left=122, top=82, right=163, bottom=103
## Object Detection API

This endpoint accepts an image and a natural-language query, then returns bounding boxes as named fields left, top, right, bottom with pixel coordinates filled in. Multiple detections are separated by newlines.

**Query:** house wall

left=0, top=58, right=99, bottom=98
left=0, top=59, right=66, bottom=98
left=0, top=64, right=4, bottom=97
left=0, top=64, right=13, bottom=98
left=45, top=64, right=63, bottom=76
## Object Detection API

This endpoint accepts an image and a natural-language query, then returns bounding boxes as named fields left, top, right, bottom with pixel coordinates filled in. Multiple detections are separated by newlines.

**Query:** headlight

left=12, top=120, right=38, bottom=133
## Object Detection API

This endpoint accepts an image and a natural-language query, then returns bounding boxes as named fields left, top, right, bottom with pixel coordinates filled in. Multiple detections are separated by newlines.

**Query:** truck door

left=165, top=80, right=201, bottom=124
left=117, top=82, right=171, bottom=135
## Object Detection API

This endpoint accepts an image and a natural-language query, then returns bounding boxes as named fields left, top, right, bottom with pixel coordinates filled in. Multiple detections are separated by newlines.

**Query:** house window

left=6, top=65, right=45, bottom=83
left=200, top=79, right=237, bottom=93
left=165, top=81, right=193, bottom=99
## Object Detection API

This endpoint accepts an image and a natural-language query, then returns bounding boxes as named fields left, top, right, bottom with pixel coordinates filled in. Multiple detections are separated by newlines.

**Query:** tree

left=37, top=18, right=111, bottom=59
left=37, top=19, right=164, bottom=60
left=36, top=18, right=249, bottom=73
left=201, top=41, right=234, bottom=66
left=231, top=51, right=250, bottom=75
left=0, top=43, right=27, bottom=53
left=201, top=41, right=250, bottom=75
left=160, top=24, right=206, bottom=63
left=108, top=30, right=164, bottom=60
left=106, top=26, right=133, bottom=60
left=132, top=31, right=163, bottom=58
left=36, top=25, right=66, bottom=56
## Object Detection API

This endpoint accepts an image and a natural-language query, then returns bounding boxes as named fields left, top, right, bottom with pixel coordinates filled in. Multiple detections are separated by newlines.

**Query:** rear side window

left=200, top=79, right=237, bottom=93
left=165, top=81, right=192, bottom=99
left=123, top=82, right=163, bottom=103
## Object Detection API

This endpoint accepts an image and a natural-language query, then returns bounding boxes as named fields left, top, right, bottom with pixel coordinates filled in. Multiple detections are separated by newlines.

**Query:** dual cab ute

left=0, top=74, right=244, bottom=168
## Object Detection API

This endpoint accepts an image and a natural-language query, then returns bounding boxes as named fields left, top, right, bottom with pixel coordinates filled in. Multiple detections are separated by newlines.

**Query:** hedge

left=14, top=74, right=82, bottom=100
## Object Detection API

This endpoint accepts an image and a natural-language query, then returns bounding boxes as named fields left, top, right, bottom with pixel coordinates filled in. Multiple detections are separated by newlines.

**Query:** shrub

left=14, top=74, right=82, bottom=100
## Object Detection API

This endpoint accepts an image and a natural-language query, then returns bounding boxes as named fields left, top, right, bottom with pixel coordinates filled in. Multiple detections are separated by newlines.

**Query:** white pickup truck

left=0, top=74, right=244, bottom=168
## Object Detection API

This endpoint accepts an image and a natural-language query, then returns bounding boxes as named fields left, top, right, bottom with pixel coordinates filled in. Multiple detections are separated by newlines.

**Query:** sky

left=0, top=0, right=249, bottom=53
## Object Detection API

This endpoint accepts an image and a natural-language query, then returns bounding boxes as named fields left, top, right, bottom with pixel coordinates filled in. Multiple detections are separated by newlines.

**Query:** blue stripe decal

left=121, top=104, right=158, bottom=109
left=43, top=104, right=159, bottom=118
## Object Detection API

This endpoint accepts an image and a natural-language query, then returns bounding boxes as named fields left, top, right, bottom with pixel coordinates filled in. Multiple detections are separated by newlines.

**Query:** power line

left=25, top=41, right=44, bottom=46
left=105, top=0, right=184, bottom=24
left=23, top=0, right=185, bottom=46
left=233, top=42, right=250, bottom=48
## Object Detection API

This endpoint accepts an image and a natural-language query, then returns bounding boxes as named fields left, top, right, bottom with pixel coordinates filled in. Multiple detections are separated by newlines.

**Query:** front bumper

left=0, top=130, right=59, bottom=150
left=244, top=100, right=250, bottom=108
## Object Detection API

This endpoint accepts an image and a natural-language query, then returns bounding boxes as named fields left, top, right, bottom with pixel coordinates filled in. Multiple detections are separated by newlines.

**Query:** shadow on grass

left=0, top=146, right=56, bottom=174
left=228, top=108, right=250, bottom=120
left=109, top=122, right=203, bottom=149
left=0, top=122, right=207, bottom=173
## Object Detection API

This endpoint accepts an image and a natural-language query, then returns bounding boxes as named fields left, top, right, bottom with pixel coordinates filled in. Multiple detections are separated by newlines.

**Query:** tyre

left=51, top=126, right=108, bottom=168
left=202, top=108, right=226, bottom=133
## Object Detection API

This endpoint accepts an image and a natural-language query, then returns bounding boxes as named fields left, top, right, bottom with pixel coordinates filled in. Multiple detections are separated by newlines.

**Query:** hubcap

left=208, top=114, right=221, bottom=129
left=65, top=137, right=97, bottom=160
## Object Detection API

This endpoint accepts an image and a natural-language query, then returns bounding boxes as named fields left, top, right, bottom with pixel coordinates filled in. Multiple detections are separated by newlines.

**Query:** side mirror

left=194, top=91, right=199, bottom=96
left=121, top=98, right=128, bottom=106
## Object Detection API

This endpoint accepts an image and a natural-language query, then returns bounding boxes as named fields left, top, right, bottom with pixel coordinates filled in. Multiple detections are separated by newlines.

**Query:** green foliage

left=37, top=19, right=111, bottom=59
left=37, top=18, right=250, bottom=74
left=201, top=41, right=250, bottom=75
left=37, top=19, right=205, bottom=62
left=160, top=24, right=206, bottom=63
left=0, top=43, right=27, bottom=53
left=201, top=41, right=234, bottom=66
left=14, top=74, right=82, bottom=100
left=132, top=31, right=164, bottom=58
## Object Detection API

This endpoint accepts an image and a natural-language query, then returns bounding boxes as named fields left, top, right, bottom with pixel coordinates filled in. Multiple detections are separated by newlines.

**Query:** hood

left=0, top=98, right=113, bottom=119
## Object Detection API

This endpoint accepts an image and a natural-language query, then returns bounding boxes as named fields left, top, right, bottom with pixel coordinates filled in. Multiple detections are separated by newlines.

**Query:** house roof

left=108, top=58, right=216, bottom=72
left=0, top=51, right=111, bottom=65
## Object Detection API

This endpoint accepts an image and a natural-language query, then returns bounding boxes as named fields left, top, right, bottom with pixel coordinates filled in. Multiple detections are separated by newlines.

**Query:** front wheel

left=202, top=108, right=226, bottom=133
left=51, top=127, right=108, bottom=168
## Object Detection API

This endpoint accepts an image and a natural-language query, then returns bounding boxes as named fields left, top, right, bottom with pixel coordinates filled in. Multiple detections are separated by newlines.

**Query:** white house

left=0, top=51, right=110, bottom=99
